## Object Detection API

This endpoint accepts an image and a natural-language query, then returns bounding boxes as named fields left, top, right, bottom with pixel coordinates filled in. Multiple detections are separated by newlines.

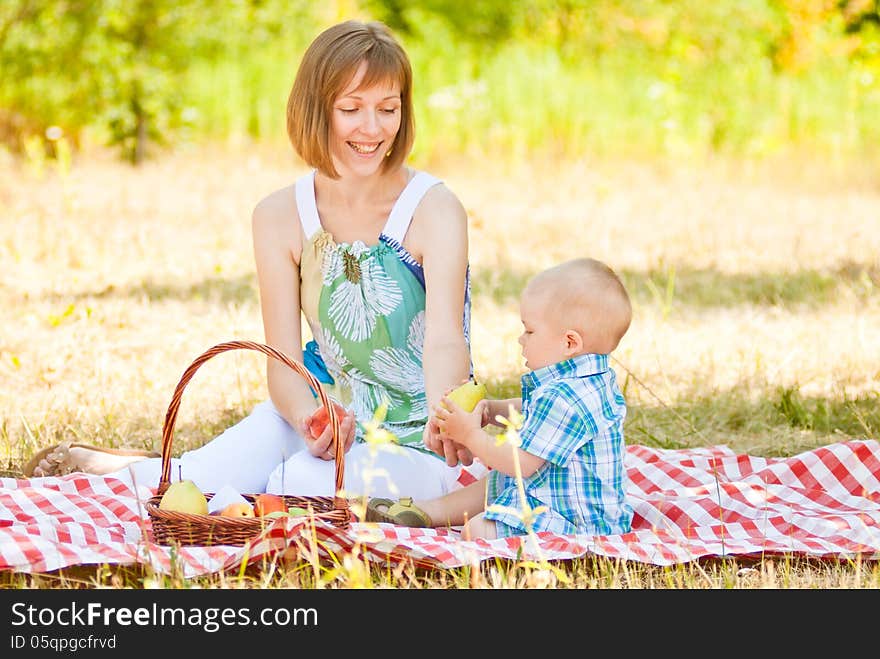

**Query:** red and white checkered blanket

left=2, top=440, right=879, bottom=577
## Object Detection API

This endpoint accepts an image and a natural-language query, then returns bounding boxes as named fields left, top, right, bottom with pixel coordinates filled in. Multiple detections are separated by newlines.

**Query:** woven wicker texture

left=145, top=340, right=350, bottom=546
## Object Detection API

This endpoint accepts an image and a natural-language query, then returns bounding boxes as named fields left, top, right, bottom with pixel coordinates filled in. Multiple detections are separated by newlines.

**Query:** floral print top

left=295, top=170, right=472, bottom=451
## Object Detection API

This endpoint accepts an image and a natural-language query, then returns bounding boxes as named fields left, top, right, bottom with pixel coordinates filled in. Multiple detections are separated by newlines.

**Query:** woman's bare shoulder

left=253, top=184, right=297, bottom=227
left=407, top=178, right=467, bottom=264
left=419, top=179, right=465, bottom=215
left=251, top=184, right=303, bottom=263
left=411, top=178, right=467, bottom=236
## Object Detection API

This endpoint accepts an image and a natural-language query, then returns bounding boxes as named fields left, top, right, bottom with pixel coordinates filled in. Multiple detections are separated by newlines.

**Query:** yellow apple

left=219, top=502, right=255, bottom=518
left=444, top=380, right=488, bottom=413
left=158, top=479, right=208, bottom=515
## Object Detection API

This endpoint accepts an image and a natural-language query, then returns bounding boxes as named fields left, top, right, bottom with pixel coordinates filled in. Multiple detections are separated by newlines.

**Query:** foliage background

left=2, top=0, right=879, bottom=164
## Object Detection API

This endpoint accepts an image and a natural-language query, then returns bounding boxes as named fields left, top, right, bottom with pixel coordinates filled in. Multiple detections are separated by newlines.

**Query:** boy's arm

left=437, top=398, right=543, bottom=477
left=427, top=394, right=522, bottom=465
left=483, top=397, right=522, bottom=428
left=459, top=426, right=545, bottom=478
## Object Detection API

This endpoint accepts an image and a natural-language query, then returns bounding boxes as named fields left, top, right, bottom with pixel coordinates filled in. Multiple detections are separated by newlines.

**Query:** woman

left=25, top=20, right=484, bottom=500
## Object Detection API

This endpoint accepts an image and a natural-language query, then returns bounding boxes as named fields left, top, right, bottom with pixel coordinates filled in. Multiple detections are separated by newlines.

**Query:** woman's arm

left=252, top=188, right=316, bottom=424
left=252, top=189, right=356, bottom=459
left=410, top=184, right=473, bottom=466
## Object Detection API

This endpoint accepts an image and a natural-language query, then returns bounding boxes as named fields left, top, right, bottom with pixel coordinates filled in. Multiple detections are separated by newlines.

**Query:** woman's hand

left=425, top=384, right=476, bottom=467
left=297, top=407, right=357, bottom=461
left=424, top=415, right=474, bottom=467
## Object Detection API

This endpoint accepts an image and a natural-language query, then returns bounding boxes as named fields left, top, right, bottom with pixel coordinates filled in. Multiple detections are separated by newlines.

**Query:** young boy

left=367, top=257, right=634, bottom=539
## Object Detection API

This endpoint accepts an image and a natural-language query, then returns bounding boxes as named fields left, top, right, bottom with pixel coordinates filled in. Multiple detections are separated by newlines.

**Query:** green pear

left=445, top=381, right=488, bottom=412
left=158, top=479, right=208, bottom=515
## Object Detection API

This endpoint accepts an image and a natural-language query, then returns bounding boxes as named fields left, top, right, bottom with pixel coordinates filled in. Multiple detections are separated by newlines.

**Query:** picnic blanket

left=2, top=440, right=879, bottom=578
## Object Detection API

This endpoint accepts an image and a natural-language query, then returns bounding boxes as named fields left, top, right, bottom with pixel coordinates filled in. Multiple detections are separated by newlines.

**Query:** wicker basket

left=145, top=340, right=350, bottom=546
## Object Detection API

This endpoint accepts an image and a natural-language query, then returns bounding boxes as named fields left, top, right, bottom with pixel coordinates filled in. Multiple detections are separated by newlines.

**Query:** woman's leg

left=114, top=400, right=307, bottom=495
left=266, top=443, right=487, bottom=500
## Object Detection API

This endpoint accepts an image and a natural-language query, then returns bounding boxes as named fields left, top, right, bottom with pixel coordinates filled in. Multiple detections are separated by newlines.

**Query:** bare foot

left=26, top=442, right=159, bottom=477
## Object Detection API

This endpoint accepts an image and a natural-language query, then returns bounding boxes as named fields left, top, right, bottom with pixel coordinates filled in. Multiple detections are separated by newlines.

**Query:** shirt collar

left=521, top=353, right=609, bottom=392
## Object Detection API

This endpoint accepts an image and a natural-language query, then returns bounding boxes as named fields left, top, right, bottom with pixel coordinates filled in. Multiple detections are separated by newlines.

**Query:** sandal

left=22, top=442, right=160, bottom=478
left=365, top=496, right=432, bottom=527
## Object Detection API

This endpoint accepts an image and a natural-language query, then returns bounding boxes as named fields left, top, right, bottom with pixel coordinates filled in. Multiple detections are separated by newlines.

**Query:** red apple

left=308, top=402, right=346, bottom=439
left=254, top=493, right=287, bottom=518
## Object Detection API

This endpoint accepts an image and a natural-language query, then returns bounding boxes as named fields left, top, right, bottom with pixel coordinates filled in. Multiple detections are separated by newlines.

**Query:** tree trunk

left=134, top=111, right=146, bottom=166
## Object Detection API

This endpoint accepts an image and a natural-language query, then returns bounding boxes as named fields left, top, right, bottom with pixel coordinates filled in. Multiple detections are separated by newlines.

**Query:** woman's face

left=330, top=60, right=402, bottom=178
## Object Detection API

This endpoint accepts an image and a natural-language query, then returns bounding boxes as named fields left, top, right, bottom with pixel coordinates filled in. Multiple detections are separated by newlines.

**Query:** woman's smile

left=348, top=140, right=382, bottom=156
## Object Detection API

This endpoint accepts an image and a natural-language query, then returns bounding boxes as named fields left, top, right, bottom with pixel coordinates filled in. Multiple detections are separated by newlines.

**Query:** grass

left=3, top=556, right=880, bottom=589
left=1, top=144, right=878, bottom=588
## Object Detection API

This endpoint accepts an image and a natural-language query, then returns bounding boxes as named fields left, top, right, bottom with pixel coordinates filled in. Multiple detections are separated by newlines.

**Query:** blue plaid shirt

left=485, top=353, right=633, bottom=537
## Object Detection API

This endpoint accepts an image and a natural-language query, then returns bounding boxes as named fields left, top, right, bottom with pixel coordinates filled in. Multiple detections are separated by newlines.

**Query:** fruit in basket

left=260, top=505, right=311, bottom=521
left=254, top=494, right=287, bottom=517
left=308, top=401, right=347, bottom=439
left=261, top=506, right=311, bottom=521
left=219, top=502, right=255, bottom=518
left=158, top=479, right=208, bottom=515
left=444, top=380, right=488, bottom=413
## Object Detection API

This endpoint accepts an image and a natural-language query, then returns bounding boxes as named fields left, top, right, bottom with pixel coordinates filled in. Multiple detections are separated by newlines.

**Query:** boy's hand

left=433, top=396, right=485, bottom=448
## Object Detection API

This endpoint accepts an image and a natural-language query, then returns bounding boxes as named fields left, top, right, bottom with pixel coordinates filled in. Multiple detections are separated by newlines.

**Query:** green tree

left=0, top=1, right=104, bottom=152
left=0, top=0, right=305, bottom=164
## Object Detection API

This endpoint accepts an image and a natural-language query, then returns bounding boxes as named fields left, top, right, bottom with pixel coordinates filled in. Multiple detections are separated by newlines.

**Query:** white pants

left=113, top=400, right=485, bottom=500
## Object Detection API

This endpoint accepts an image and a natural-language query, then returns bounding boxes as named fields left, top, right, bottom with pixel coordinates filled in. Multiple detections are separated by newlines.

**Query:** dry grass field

left=1, top=145, right=879, bottom=588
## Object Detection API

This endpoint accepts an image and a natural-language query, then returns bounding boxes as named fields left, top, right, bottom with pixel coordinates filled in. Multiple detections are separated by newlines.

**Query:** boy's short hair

left=286, top=20, right=414, bottom=179
left=527, top=258, right=632, bottom=354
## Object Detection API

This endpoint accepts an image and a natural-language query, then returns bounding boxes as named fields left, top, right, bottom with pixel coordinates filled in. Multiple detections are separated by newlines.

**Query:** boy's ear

left=563, top=329, right=583, bottom=355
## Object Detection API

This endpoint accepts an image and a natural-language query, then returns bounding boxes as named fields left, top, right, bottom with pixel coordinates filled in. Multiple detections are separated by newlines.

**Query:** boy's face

left=517, top=288, right=568, bottom=371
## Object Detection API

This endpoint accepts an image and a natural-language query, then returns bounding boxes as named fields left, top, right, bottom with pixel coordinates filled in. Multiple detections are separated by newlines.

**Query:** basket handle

left=157, top=340, right=343, bottom=502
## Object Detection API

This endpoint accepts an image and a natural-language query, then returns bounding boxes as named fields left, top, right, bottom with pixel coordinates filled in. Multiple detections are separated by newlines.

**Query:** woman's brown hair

left=286, top=20, right=414, bottom=178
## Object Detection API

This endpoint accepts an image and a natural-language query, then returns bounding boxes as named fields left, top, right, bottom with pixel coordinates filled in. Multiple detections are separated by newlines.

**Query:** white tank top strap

left=294, top=169, right=322, bottom=239
left=382, top=171, right=442, bottom=243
